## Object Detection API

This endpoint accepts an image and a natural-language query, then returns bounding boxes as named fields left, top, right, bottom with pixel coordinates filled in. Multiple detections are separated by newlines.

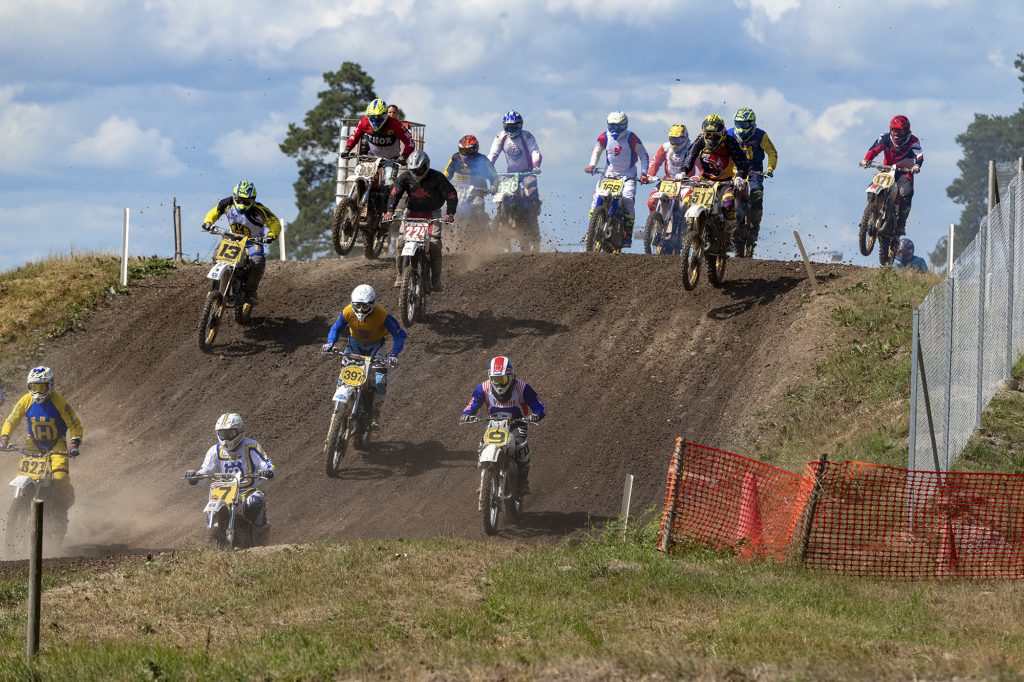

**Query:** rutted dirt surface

left=1, top=253, right=858, bottom=555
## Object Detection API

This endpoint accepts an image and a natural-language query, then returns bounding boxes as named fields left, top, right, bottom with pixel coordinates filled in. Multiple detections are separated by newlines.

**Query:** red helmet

left=889, top=115, right=911, bottom=146
left=488, top=356, right=515, bottom=399
left=458, top=134, right=479, bottom=156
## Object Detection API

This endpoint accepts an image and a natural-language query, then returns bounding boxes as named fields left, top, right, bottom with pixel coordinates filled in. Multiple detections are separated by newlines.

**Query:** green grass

left=747, top=268, right=938, bottom=470
left=956, top=356, right=1024, bottom=473
left=1, top=530, right=1022, bottom=680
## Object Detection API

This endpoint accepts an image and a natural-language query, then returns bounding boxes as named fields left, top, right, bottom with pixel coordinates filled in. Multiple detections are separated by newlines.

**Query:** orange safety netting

left=659, top=439, right=1024, bottom=579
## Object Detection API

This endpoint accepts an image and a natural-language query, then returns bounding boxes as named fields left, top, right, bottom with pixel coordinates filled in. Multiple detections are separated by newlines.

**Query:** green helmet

left=232, top=180, right=257, bottom=210
left=734, top=108, right=757, bottom=141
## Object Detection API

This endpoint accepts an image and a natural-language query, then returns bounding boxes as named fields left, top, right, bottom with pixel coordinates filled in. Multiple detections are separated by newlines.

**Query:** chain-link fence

left=910, top=159, right=1024, bottom=470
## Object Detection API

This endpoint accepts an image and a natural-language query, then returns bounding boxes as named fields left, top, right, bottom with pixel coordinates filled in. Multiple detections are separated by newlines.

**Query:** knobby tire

left=324, top=410, right=348, bottom=478
left=332, top=200, right=359, bottom=256
left=481, top=469, right=500, bottom=536
left=681, top=231, right=702, bottom=291
left=198, top=291, right=224, bottom=352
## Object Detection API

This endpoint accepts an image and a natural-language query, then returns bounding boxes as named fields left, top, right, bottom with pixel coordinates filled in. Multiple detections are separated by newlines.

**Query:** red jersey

left=344, top=116, right=415, bottom=159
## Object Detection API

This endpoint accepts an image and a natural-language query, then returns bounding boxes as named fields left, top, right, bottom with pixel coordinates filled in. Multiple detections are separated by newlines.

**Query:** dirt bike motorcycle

left=644, top=178, right=688, bottom=255
left=198, top=227, right=268, bottom=352
left=584, top=170, right=630, bottom=254
left=322, top=350, right=391, bottom=477
left=732, top=171, right=766, bottom=259
left=333, top=154, right=401, bottom=259
left=859, top=162, right=917, bottom=266
left=3, top=446, right=71, bottom=555
left=452, top=175, right=491, bottom=250
left=492, top=171, right=541, bottom=252
left=184, top=470, right=270, bottom=550
left=461, top=416, right=536, bottom=535
left=397, top=218, right=441, bottom=327
left=680, top=179, right=733, bottom=290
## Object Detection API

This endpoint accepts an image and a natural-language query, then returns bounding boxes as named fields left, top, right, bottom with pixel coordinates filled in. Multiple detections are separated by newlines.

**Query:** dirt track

left=5, top=252, right=855, bottom=553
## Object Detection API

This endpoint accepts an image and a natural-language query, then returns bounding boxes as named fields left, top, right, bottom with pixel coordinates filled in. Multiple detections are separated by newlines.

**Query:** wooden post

left=793, top=230, right=818, bottom=295
left=658, top=439, right=685, bottom=553
left=173, top=199, right=182, bottom=261
left=798, top=454, right=828, bottom=565
left=27, top=499, right=43, bottom=658
left=620, top=474, right=634, bottom=541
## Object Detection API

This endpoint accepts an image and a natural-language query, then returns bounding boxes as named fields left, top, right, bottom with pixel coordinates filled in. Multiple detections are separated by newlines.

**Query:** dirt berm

left=25, top=253, right=854, bottom=552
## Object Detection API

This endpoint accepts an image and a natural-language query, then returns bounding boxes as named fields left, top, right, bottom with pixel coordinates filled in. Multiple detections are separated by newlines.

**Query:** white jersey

left=487, top=130, right=542, bottom=172
left=197, top=437, right=275, bottom=488
left=588, top=130, right=649, bottom=179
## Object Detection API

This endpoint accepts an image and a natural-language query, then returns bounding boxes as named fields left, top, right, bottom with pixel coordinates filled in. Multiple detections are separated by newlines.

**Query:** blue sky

left=1, top=0, right=1021, bottom=270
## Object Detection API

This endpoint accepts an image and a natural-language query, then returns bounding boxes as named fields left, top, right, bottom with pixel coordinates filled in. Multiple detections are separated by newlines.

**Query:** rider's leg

left=242, top=490, right=267, bottom=527
left=514, top=425, right=531, bottom=495
left=896, top=175, right=915, bottom=236
left=622, top=178, right=637, bottom=247
left=429, top=239, right=444, bottom=292
left=371, top=364, right=388, bottom=427
left=722, top=186, right=738, bottom=244
left=246, top=252, right=266, bottom=303
left=748, top=174, right=765, bottom=245
left=394, top=235, right=405, bottom=288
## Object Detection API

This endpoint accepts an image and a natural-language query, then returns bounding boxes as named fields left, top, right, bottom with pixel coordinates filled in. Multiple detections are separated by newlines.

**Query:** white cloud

left=734, top=0, right=800, bottom=41
left=0, top=86, right=63, bottom=173
left=212, top=114, right=291, bottom=174
left=69, top=116, right=185, bottom=177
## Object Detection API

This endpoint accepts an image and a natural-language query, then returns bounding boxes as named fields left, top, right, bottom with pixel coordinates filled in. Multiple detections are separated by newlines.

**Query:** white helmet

left=215, top=413, right=245, bottom=451
left=607, top=111, right=628, bottom=140
left=27, top=366, right=54, bottom=404
left=351, top=284, right=376, bottom=321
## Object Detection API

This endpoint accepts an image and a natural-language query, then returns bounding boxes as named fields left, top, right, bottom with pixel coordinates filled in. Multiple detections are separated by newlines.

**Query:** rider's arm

left=326, top=311, right=351, bottom=346
left=392, top=119, right=415, bottom=158
left=255, top=204, right=283, bottom=239
left=863, top=134, right=886, bottom=164
left=49, top=392, right=83, bottom=444
left=523, top=131, right=542, bottom=169
left=196, top=444, right=220, bottom=476
left=588, top=133, right=606, bottom=168
left=648, top=145, right=666, bottom=178
left=344, top=118, right=368, bottom=152
left=523, top=383, right=545, bottom=419
left=723, top=136, right=749, bottom=177
left=0, top=395, right=30, bottom=440
left=911, top=137, right=924, bottom=169
left=484, top=157, right=498, bottom=188
left=462, top=384, right=485, bottom=416
left=442, top=153, right=457, bottom=180
left=383, top=314, right=407, bottom=356
left=442, top=175, right=458, bottom=217
left=202, top=197, right=232, bottom=226
left=760, top=132, right=778, bottom=174
left=632, top=134, right=650, bottom=176
left=487, top=132, right=503, bottom=164
left=680, top=137, right=703, bottom=175
left=387, top=174, right=409, bottom=213
left=247, top=441, right=275, bottom=475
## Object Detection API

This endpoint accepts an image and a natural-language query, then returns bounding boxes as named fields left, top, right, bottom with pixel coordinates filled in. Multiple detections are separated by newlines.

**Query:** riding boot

left=724, top=219, right=737, bottom=249
left=622, top=216, right=635, bottom=249
left=429, top=241, right=444, bottom=293
left=245, top=268, right=263, bottom=304
left=517, top=461, right=531, bottom=496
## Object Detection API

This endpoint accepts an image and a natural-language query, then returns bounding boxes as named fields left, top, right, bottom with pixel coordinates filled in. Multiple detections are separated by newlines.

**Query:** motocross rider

left=201, top=180, right=281, bottom=305
left=859, top=115, right=923, bottom=239
left=383, top=150, right=457, bottom=292
left=679, top=114, right=751, bottom=245
left=444, top=134, right=498, bottom=221
left=646, top=123, right=693, bottom=241
left=1, top=366, right=84, bottom=521
left=185, top=413, right=275, bottom=539
left=322, top=284, right=407, bottom=427
left=584, top=111, right=651, bottom=249
left=893, top=237, right=929, bottom=273
left=727, top=108, right=778, bottom=255
left=344, top=99, right=415, bottom=161
left=460, top=356, right=545, bottom=496
left=487, top=110, right=543, bottom=217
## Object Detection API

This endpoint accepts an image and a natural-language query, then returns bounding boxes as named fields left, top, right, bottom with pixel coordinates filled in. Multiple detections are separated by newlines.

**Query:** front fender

left=478, top=444, right=502, bottom=466
left=685, top=204, right=706, bottom=221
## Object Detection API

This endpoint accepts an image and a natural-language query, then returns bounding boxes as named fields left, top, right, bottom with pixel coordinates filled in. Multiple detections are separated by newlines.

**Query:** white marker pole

left=946, top=223, right=955, bottom=275
left=279, top=224, right=287, bottom=261
left=620, top=473, right=634, bottom=541
left=121, top=208, right=130, bottom=286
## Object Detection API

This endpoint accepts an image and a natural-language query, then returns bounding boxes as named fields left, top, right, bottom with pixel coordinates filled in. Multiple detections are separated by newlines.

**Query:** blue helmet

left=897, top=237, right=915, bottom=262
left=502, top=110, right=523, bottom=135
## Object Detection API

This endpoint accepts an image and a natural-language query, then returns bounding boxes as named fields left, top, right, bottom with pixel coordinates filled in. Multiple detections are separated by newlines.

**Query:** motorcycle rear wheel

left=324, top=410, right=349, bottom=478
left=400, top=266, right=416, bottom=327
left=363, top=220, right=387, bottom=260
left=198, top=291, right=224, bottom=352
left=644, top=212, right=666, bottom=255
left=878, top=235, right=898, bottom=266
left=681, top=231, right=702, bottom=291
left=332, top=200, right=360, bottom=256
left=481, top=469, right=500, bottom=536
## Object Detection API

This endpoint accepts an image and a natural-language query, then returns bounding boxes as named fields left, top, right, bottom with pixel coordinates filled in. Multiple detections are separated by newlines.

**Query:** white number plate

left=404, top=222, right=430, bottom=240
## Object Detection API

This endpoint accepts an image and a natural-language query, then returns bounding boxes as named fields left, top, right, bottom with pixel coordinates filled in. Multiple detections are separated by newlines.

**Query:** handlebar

left=322, top=348, right=391, bottom=367
left=863, top=162, right=918, bottom=173
left=340, top=153, right=404, bottom=166
left=1, top=446, right=67, bottom=456
left=460, top=416, right=537, bottom=427
left=204, top=226, right=270, bottom=245
left=184, top=471, right=267, bottom=484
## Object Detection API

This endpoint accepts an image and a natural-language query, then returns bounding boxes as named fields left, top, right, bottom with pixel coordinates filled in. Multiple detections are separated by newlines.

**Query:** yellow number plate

left=453, top=173, right=470, bottom=185
left=483, top=428, right=511, bottom=447
left=215, top=238, right=245, bottom=264
left=690, top=187, right=716, bottom=208
left=17, top=457, right=48, bottom=481
left=872, top=173, right=894, bottom=188
left=341, top=365, right=367, bottom=387
left=209, top=483, right=238, bottom=505
left=599, top=179, right=624, bottom=194
left=658, top=180, right=681, bottom=197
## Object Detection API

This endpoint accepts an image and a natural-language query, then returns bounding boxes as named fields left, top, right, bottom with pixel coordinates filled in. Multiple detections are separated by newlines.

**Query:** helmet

left=607, top=111, right=628, bottom=140
left=26, top=366, right=54, bottom=404
left=458, top=134, right=479, bottom=156
left=488, top=356, right=515, bottom=400
left=897, top=237, right=915, bottom=262
left=668, top=124, right=690, bottom=151
left=366, top=98, right=389, bottom=131
left=734, top=107, right=757, bottom=141
left=215, top=413, right=245, bottom=451
left=701, top=114, right=726, bottom=149
left=502, top=111, right=523, bottom=135
left=889, top=115, right=911, bottom=146
left=407, top=150, right=430, bottom=179
left=232, top=180, right=257, bottom=210
left=351, top=284, right=377, bottom=321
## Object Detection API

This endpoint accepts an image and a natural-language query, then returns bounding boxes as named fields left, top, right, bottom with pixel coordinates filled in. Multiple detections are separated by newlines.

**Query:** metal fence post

left=1008, top=166, right=1018, bottom=380
left=909, top=309, right=921, bottom=470
left=977, top=222, right=987, bottom=427
left=943, top=276, right=955, bottom=471
left=27, top=499, right=43, bottom=658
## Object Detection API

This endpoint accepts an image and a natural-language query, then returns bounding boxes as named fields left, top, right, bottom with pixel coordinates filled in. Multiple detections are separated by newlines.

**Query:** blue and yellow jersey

left=327, top=304, right=407, bottom=356
left=726, top=127, right=778, bottom=174
left=1, top=391, right=83, bottom=452
left=203, top=198, right=282, bottom=240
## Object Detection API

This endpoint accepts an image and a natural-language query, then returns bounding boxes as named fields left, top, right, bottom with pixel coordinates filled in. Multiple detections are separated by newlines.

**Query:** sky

left=1, top=0, right=1022, bottom=271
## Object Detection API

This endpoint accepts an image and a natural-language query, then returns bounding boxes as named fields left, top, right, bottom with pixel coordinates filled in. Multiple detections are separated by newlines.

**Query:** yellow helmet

left=365, top=99, right=388, bottom=131
left=668, top=124, right=690, bottom=150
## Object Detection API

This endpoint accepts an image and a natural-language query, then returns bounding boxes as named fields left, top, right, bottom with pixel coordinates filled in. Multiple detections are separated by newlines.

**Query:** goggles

left=233, top=195, right=254, bottom=208
left=217, top=428, right=241, bottom=443
left=735, top=120, right=755, bottom=131
left=503, top=122, right=522, bottom=135
left=369, top=115, right=388, bottom=130
left=669, top=136, right=687, bottom=147
left=28, top=382, right=49, bottom=394
left=608, top=121, right=627, bottom=135
left=353, top=302, right=374, bottom=316
left=491, top=374, right=511, bottom=388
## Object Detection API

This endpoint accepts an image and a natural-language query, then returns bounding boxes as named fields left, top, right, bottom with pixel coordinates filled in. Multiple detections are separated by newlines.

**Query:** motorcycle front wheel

left=858, top=200, right=877, bottom=256
left=644, top=212, right=666, bottom=255
left=332, top=200, right=360, bottom=256
left=324, top=410, right=349, bottom=478
left=400, top=265, right=416, bottom=327
left=198, top=290, right=225, bottom=352
left=415, top=253, right=429, bottom=322
left=481, top=469, right=500, bottom=536
left=681, top=231, right=703, bottom=291
left=707, top=251, right=728, bottom=287
left=585, top=209, right=603, bottom=252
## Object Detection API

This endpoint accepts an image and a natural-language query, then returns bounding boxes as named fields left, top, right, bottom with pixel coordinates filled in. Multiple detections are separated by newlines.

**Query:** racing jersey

left=863, top=132, right=924, bottom=172
left=327, top=303, right=407, bottom=356
left=443, top=152, right=498, bottom=191
left=197, top=436, right=275, bottom=488
left=487, top=130, right=542, bottom=172
left=462, top=379, right=545, bottom=420
left=388, top=168, right=458, bottom=218
left=2, top=391, right=83, bottom=452
left=588, top=130, right=650, bottom=179
left=894, top=256, right=929, bottom=274
left=203, top=199, right=282, bottom=256
left=681, top=135, right=750, bottom=181
left=726, top=127, right=778, bottom=174
left=344, top=116, right=415, bottom=159
left=648, top=142, right=692, bottom=179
